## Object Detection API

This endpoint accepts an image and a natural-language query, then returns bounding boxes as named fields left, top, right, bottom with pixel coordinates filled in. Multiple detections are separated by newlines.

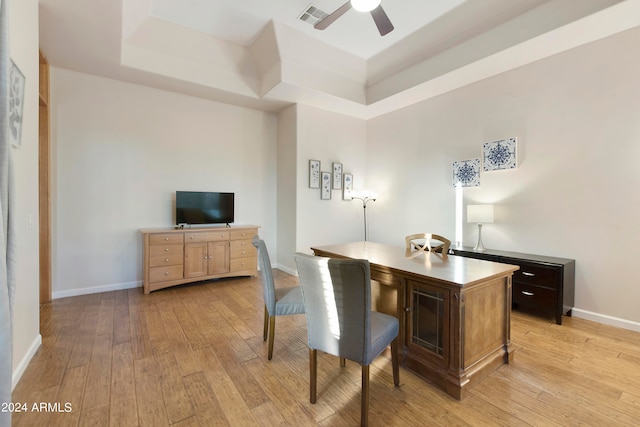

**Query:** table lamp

left=467, top=205, right=494, bottom=251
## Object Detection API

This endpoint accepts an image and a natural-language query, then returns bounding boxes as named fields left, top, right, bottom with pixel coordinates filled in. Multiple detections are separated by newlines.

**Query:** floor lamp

left=467, top=204, right=494, bottom=251
left=352, top=191, right=377, bottom=241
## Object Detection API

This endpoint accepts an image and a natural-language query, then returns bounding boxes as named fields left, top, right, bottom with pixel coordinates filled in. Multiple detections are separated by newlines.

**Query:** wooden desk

left=311, top=241, right=519, bottom=400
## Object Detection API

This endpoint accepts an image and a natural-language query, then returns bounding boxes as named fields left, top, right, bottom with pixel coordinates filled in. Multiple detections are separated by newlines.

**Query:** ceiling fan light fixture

left=351, top=0, right=381, bottom=13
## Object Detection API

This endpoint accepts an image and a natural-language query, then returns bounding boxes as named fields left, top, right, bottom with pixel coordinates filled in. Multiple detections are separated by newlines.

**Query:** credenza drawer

left=230, top=257, right=257, bottom=272
left=511, top=263, right=560, bottom=289
left=149, top=233, right=184, bottom=245
left=149, top=244, right=183, bottom=257
left=149, top=254, right=183, bottom=267
left=230, top=229, right=257, bottom=240
left=185, top=231, right=230, bottom=242
left=230, top=239, right=256, bottom=258
left=512, top=282, right=556, bottom=310
left=149, top=265, right=183, bottom=283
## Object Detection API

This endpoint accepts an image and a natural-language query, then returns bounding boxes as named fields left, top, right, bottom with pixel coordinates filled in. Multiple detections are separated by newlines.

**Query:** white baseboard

left=275, top=264, right=298, bottom=276
left=12, top=334, right=42, bottom=391
left=52, top=280, right=142, bottom=300
left=572, top=308, right=640, bottom=333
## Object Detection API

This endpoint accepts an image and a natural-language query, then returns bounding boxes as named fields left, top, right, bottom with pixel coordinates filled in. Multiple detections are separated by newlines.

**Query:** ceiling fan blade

left=370, top=5, right=394, bottom=36
left=314, top=1, right=352, bottom=30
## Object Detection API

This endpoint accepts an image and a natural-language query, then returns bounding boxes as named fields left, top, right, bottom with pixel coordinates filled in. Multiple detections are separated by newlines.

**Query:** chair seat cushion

left=367, top=311, right=399, bottom=364
left=274, top=286, right=306, bottom=316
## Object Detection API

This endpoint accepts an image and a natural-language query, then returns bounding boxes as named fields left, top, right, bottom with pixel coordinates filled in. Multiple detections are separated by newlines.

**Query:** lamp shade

left=467, top=205, right=494, bottom=224
left=351, top=0, right=382, bottom=12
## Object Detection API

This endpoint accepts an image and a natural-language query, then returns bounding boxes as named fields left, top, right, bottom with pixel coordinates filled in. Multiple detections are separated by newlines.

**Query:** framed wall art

left=9, top=59, right=26, bottom=148
left=309, top=159, right=321, bottom=188
left=332, top=162, right=343, bottom=190
left=483, top=137, right=518, bottom=171
left=452, top=158, right=481, bottom=187
left=342, top=173, right=353, bottom=200
left=321, top=172, right=332, bottom=200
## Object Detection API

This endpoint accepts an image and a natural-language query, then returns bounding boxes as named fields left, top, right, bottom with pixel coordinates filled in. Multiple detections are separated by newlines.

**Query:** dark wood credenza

left=452, top=247, right=575, bottom=325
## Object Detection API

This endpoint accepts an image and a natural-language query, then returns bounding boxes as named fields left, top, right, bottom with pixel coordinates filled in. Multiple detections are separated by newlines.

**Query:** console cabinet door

left=208, top=241, right=230, bottom=275
left=184, top=242, right=208, bottom=278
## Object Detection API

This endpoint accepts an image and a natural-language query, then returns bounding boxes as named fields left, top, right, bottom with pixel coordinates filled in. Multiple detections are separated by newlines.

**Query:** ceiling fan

left=315, top=0, right=394, bottom=36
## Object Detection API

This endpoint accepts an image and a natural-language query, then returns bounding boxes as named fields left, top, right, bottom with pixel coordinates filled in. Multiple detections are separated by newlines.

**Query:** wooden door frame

left=39, top=50, right=52, bottom=304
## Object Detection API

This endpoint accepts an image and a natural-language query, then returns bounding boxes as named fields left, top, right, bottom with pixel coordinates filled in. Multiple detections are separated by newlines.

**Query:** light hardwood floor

left=11, top=270, right=640, bottom=426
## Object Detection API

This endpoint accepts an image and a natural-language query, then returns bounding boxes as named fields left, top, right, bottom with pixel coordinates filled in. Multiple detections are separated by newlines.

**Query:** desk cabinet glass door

left=406, top=280, right=450, bottom=364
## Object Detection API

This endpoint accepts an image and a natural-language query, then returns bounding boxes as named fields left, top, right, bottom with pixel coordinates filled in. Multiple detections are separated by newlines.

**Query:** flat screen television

left=176, top=191, right=234, bottom=226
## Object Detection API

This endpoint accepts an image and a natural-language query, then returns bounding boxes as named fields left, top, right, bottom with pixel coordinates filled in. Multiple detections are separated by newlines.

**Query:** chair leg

left=263, top=306, right=269, bottom=341
left=309, top=349, right=317, bottom=404
left=390, top=337, right=400, bottom=386
left=340, top=357, right=346, bottom=367
left=361, top=365, right=370, bottom=427
left=267, top=315, right=276, bottom=360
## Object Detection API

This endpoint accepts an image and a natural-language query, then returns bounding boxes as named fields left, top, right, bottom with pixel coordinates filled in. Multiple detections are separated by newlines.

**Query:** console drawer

left=149, top=244, right=183, bottom=257
left=230, top=256, right=257, bottom=272
left=185, top=231, right=230, bottom=242
left=149, top=233, right=183, bottom=245
left=149, top=265, right=183, bottom=283
left=230, top=229, right=257, bottom=240
left=230, top=239, right=256, bottom=258
left=511, top=263, right=559, bottom=289
left=512, top=282, right=556, bottom=311
left=149, top=254, right=183, bottom=267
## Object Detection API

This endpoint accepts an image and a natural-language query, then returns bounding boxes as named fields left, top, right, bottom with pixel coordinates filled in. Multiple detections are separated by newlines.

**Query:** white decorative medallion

left=483, top=137, right=517, bottom=171
left=453, top=159, right=481, bottom=187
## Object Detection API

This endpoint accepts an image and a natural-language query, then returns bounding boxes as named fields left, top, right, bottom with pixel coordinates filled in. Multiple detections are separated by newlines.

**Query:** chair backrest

left=294, top=253, right=372, bottom=364
left=252, top=236, right=276, bottom=315
left=405, top=233, right=451, bottom=254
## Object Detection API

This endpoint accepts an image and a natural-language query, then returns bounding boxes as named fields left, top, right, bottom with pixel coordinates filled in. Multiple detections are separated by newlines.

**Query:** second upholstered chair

left=294, top=253, right=400, bottom=427
left=252, top=236, right=305, bottom=360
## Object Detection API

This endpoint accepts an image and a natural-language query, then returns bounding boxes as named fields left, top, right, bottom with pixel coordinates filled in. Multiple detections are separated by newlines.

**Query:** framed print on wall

left=321, top=172, right=332, bottom=199
left=332, top=162, right=343, bottom=190
left=309, top=159, right=321, bottom=188
left=343, top=173, right=353, bottom=200
left=452, top=158, right=481, bottom=187
left=9, top=59, right=26, bottom=148
left=483, top=137, right=518, bottom=171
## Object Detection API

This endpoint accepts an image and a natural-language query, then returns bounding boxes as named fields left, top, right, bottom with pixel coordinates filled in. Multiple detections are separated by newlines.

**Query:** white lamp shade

left=351, top=0, right=382, bottom=12
left=467, top=205, right=494, bottom=224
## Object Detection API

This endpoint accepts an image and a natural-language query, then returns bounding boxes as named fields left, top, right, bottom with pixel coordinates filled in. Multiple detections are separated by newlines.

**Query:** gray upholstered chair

left=405, top=233, right=451, bottom=254
left=252, top=236, right=305, bottom=360
left=294, top=253, right=400, bottom=427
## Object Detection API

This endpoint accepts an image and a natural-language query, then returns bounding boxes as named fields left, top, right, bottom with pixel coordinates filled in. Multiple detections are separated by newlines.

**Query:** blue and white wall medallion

left=453, top=158, right=481, bottom=187
left=483, top=137, right=517, bottom=171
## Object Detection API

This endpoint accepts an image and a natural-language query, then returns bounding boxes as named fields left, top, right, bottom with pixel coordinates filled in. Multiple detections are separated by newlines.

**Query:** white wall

left=368, top=26, right=640, bottom=328
left=294, top=104, right=368, bottom=257
left=9, top=0, right=41, bottom=387
left=50, top=68, right=278, bottom=296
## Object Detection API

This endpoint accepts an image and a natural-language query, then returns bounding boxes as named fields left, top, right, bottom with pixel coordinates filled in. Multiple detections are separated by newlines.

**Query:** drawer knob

left=241, top=242, right=245, bottom=246
left=164, top=271, right=169, bottom=275
left=165, top=258, right=169, bottom=262
left=165, top=248, right=169, bottom=252
left=241, top=250, right=246, bottom=254
left=522, top=272, right=535, bottom=277
left=190, top=235, right=194, bottom=239
left=522, top=291, right=534, bottom=296
left=164, top=237, right=169, bottom=241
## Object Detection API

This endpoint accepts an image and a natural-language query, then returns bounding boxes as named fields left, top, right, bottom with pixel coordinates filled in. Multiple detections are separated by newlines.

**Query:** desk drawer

left=511, top=262, right=559, bottom=289
left=512, top=282, right=556, bottom=311
left=230, top=256, right=256, bottom=272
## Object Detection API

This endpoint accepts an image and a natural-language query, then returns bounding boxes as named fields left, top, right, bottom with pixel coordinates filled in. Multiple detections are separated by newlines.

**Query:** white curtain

left=0, top=0, right=17, bottom=425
